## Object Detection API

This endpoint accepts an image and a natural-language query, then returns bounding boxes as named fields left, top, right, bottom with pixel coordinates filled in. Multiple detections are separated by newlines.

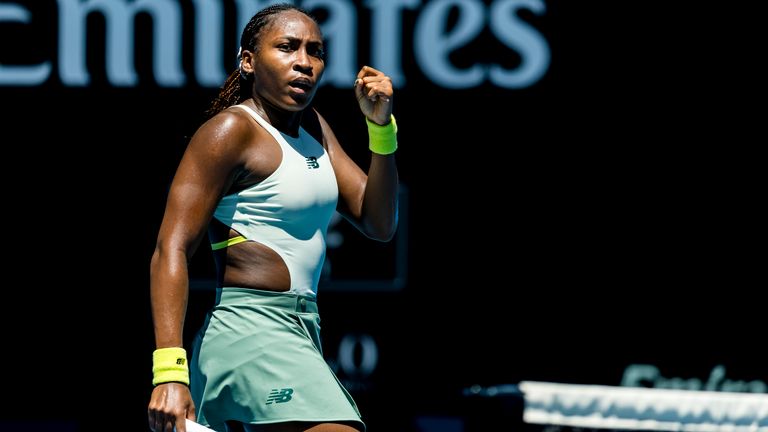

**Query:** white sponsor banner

left=0, top=0, right=550, bottom=89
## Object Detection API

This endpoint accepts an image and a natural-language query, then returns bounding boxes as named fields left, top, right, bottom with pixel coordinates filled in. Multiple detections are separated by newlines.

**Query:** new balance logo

left=306, top=156, right=319, bottom=169
left=266, top=388, right=294, bottom=404
left=176, top=358, right=185, bottom=365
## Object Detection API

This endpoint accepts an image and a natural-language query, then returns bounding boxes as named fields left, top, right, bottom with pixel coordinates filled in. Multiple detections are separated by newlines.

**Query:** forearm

left=360, top=153, right=398, bottom=241
left=150, top=246, right=190, bottom=348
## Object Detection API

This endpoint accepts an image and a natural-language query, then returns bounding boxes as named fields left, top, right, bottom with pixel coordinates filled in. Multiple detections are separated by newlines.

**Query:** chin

left=286, top=96, right=312, bottom=110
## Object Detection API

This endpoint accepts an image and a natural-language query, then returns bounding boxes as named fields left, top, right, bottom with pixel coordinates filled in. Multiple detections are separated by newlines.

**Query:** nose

left=293, top=49, right=313, bottom=75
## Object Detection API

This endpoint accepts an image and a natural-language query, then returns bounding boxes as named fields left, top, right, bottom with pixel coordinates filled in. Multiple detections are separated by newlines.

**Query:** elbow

left=150, top=244, right=164, bottom=278
left=150, top=240, right=188, bottom=277
left=363, top=219, right=398, bottom=242
left=357, top=196, right=400, bottom=241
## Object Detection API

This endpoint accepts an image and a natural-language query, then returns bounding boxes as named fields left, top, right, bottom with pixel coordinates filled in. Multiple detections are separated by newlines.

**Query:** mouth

left=288, top=78, right=313, bottom=94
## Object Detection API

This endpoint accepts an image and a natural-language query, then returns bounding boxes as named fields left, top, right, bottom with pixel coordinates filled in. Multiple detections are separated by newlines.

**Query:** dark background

left=1, top=1, right=762, bottom=431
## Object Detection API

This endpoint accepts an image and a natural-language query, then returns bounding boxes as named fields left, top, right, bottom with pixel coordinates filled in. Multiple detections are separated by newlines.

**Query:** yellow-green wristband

left=367, top=114, right=398, bottom=155
left=152, top=347, right=190, bottom=386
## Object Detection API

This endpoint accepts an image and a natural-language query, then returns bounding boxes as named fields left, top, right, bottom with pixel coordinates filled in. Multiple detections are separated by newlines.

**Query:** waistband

left=215, top=287, right=318, bottom=313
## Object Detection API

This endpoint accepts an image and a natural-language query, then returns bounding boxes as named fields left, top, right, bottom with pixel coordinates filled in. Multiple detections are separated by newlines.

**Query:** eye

left=312, top=49, right=325, bottom=60
left=308, top=45, right=326, bottom=60
left=278, top=43, right=293, bottom=52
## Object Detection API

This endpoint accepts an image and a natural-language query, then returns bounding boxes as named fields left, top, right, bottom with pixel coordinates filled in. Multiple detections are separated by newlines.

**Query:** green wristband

left=367, top=114, right=398, bottom=155
left=152, top=347, right=190, bottom=386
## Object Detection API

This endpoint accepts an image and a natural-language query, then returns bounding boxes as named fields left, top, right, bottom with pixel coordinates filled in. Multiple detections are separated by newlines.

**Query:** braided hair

left=205, top=3, right=319, bottom=118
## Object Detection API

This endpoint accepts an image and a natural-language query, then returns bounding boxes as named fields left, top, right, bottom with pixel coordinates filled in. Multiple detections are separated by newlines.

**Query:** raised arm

left=148, top=110, right=249, bottom=432
left=323, top=66, right=399, bottom=241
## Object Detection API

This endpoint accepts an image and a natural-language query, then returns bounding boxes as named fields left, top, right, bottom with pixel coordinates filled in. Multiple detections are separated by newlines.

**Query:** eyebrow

left=275, top=36, right=324, bottom=45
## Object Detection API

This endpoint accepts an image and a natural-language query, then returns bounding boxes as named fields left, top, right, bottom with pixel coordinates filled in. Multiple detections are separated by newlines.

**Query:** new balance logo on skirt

left=266, top=388, right=294, bottom=404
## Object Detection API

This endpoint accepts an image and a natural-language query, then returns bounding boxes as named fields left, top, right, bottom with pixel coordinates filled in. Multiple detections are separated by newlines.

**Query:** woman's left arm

left=320, top=66, right=399, bottom=241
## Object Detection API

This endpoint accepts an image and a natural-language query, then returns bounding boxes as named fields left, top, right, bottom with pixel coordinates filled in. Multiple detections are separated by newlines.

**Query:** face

left=241, top=11, right=325, bottom=111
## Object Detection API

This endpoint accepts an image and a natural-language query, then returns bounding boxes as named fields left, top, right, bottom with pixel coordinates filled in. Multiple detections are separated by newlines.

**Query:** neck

left=245, top=98, right=303, bottom=137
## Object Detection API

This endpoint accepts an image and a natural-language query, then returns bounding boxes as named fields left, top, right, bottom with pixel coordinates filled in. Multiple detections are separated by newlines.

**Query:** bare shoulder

left=187, top=107, right=259, bottom=158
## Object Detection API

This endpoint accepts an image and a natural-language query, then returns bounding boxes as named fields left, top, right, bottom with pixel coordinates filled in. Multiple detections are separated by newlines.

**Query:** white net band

left=519, top=381, right=768, bottom=432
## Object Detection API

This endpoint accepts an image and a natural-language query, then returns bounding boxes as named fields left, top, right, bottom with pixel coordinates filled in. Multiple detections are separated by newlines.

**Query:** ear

left=240, top=50, right=255, bottom=74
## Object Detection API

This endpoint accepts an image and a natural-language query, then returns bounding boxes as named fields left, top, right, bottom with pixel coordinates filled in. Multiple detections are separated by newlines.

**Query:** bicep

left=158, top=163, right=228, bottom=254
left=156, top=115, right=245, bottom=254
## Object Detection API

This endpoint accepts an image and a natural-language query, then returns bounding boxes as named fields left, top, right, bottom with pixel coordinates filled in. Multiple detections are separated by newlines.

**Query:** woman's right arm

left=148, top=110, right=250, bottom=432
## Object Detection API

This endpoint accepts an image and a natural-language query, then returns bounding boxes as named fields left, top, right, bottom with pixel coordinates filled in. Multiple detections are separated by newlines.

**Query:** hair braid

left=205, top=70, right=243, bottom=118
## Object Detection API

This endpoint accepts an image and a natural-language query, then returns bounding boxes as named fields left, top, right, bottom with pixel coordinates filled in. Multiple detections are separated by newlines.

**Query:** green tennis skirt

left=190, top=287, right=364, bottom=431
